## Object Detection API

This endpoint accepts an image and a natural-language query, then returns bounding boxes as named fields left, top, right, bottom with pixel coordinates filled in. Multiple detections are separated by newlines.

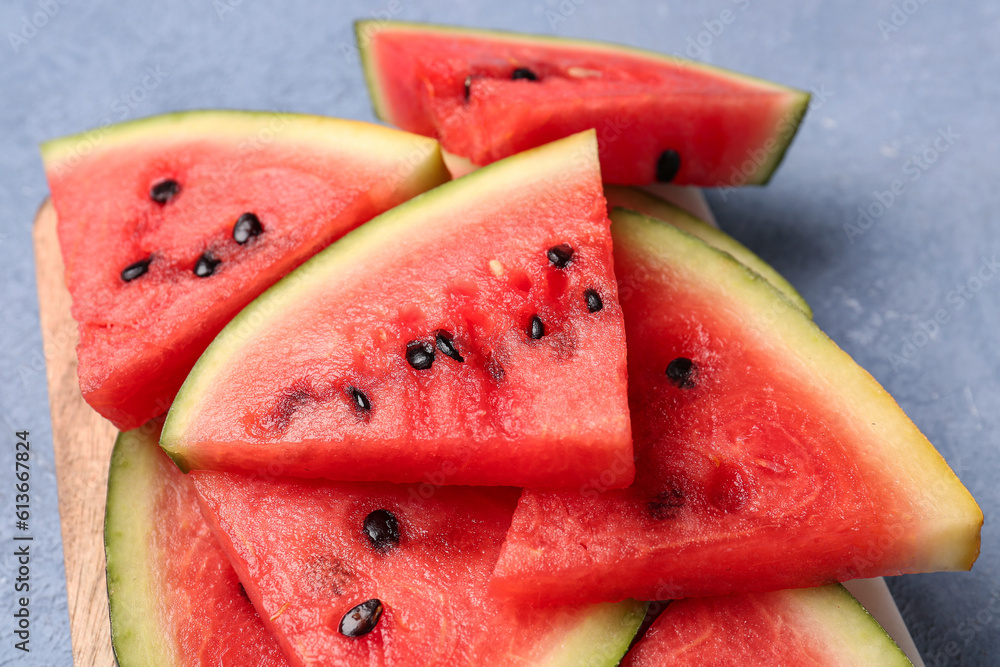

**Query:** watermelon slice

left=191, top=470, right=646, bottom=666
left=621, top=585, right=912, bottom=666
left=161, top=131, right=633, bottom=489
left=490, top=208, right=982, bottom=603
left=356, top=21, right=810, bottom=186
left=104, top=421, right=288, bottom=665
left=42, top=110, right=450, bottom=430
left=603, top=185, right=812, bottom=317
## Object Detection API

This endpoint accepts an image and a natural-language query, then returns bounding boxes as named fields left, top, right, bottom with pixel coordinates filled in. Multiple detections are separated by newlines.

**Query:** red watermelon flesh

left=161, top=131, right=633, bottom=489
left=490, top=209, right=982, bottom=604
left=621, top=585, right=912, bottom=666
left=192, top=471, right=647, bottom=666
left=42, top=111, right=449, bottom=430
left=104, top=422, right=288, bottom=665
left=357, top=21, right=810, bottom=186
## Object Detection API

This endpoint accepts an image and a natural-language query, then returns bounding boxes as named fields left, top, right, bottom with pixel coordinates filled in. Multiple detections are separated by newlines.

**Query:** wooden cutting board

left=33, top=199, right=117, bottom=667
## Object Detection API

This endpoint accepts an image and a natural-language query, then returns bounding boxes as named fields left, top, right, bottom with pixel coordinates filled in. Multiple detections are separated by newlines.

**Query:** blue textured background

left=1, top=1, right=996, bottom=665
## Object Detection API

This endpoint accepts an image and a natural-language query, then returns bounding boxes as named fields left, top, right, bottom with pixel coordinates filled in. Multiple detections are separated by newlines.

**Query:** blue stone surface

left=0, top=1, right=996, bottom=664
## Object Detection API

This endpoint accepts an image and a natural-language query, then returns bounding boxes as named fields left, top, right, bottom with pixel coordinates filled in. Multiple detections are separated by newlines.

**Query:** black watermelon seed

left=193, top=252, right=221, bottom=278
left=233, top=212, right=263, bottom=244
left=511, top=67, right=538, bottom=81
left=363, top=509, right=401, bottom=552
left=435, top=331, right=464, bottom=362
left=584, top=289, right=603, bottom=313
left=666, top=357, right=697, bottom=389
left=656, top=150, right=682, bottom=183
left=546, top=243, right=574, bottom=268
left=238, top=583, right=249, bottom=600
left=339, top=599, right=384, bottom=638
left=529, top=315, right=545, bottom=340
left=406, top=341, right=435, bottom=370
left=149, top=179, right=180, bottom=204
left=463, top=75, right=472, bottom=102
left=121, top=257, right=151, bottom=282
left=349, top=387, right=372, bottom=413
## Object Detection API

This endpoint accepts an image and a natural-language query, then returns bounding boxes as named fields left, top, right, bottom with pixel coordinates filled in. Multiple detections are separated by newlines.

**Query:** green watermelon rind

left=104, top=423, right=181, bottom=666
left=803, top=585, right=913, bottom=666
left=604, top=185, right=812, bottom=317
left=609, top=207, right=982, bottom=574
left=545, top=600, right=648, bottom=667
left=40, top=109, right=444, bottom=171
left=159, top=129, right=602, bottom=470
left=626, top=585, right=912, bottom=666
left=355, top=20, right=811, bottom=185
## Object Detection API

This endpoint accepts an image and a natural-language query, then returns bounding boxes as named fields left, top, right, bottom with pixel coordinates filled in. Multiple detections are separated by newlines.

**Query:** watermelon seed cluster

left=121, top=182, right=268, bottom=282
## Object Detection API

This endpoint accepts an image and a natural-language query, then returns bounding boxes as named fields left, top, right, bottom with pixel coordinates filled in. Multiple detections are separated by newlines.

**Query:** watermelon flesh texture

left=104, top=421, right=288, bottom=666
left=357, top=21, right=810, bottom=186
left=490, top=209, right=982, bottom=604
left=622, top=585, right=912, bottom=667
left=43, top=110, right=449, bottom=430
left=192, top=471, right=647, bottom=666
left=161, top=131, right=633, bottom=489
left=603, top=185, right=812, bottom=317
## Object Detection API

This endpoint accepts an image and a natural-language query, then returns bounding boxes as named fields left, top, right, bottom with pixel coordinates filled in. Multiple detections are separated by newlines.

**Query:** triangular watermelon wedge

left=161, top=131, right=633, bottom=488
left=622, top=585, right=912, bottom=666
left=191, top=470, right=647, bottom=665
left=490, top=208, right=982, bottom=603
left=42, top=111, right=450, bottom=430
left=356, top=21, right=810, bottom=186
left=105, top=421, right=288, bottom=665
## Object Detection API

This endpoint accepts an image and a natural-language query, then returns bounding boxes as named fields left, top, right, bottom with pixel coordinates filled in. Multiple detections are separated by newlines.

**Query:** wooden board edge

left=32, top=199, right=117, bottom=667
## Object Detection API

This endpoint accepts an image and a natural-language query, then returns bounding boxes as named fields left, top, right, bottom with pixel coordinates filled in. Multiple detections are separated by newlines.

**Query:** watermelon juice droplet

left=339, top=599, right=384, bottom=638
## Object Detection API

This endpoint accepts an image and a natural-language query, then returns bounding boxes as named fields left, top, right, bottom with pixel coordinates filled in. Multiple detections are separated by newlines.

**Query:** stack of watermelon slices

left=41, top=22, right=983, bottom=666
